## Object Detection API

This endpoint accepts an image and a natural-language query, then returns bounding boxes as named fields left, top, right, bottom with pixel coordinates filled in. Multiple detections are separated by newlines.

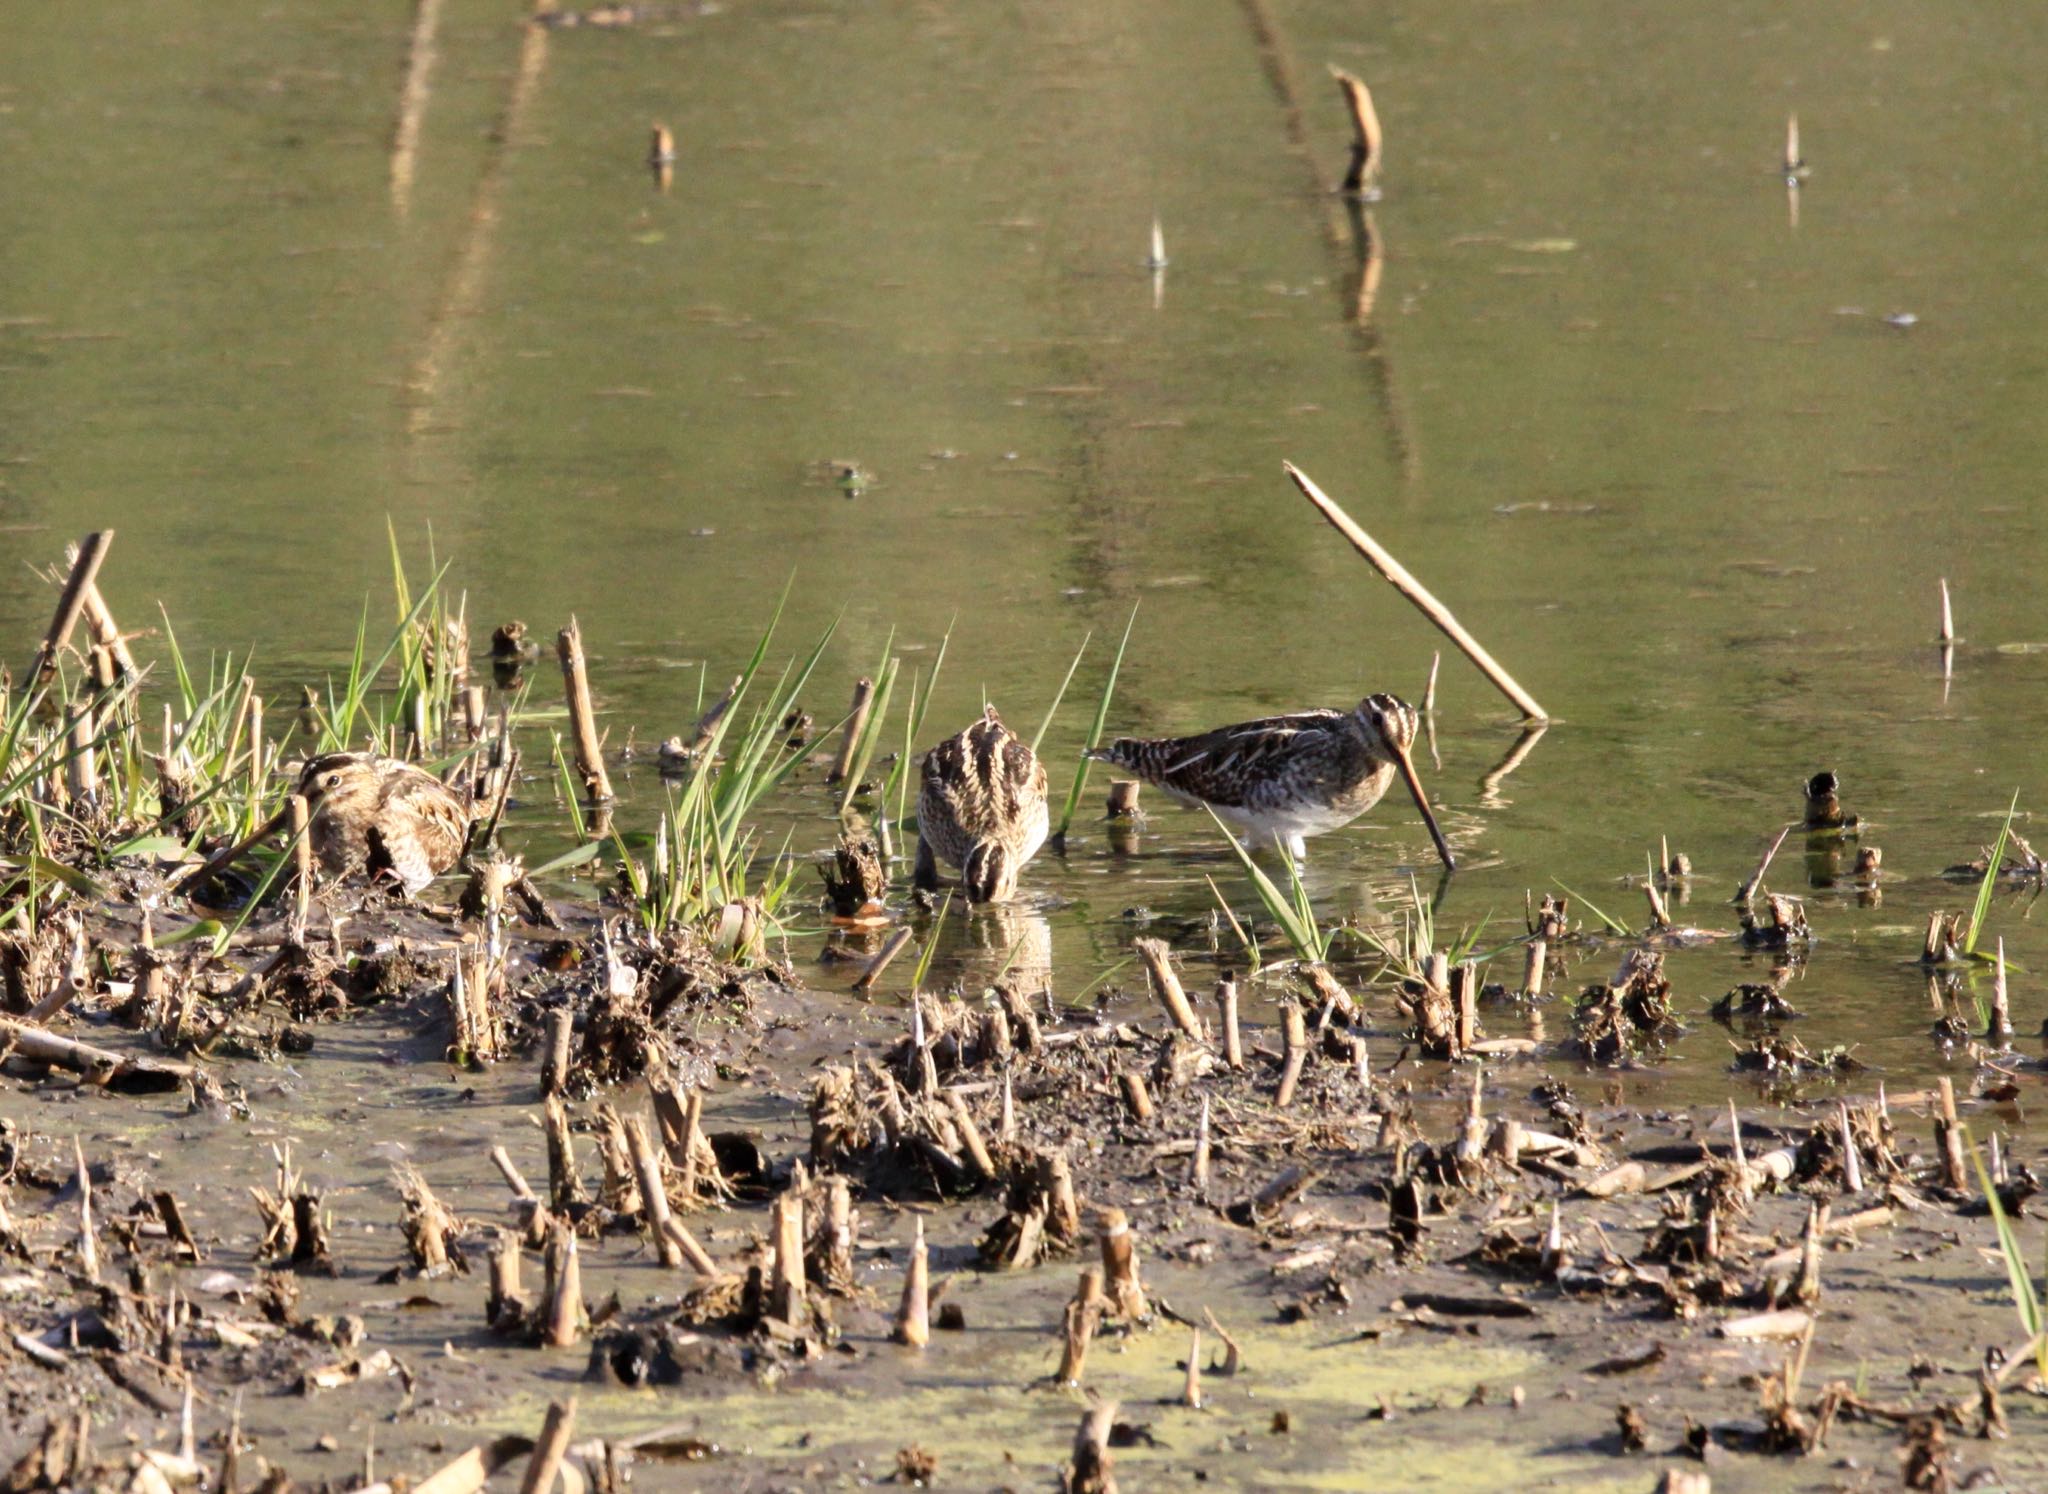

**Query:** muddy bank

left=4, top=888, right=2046, bottom=1491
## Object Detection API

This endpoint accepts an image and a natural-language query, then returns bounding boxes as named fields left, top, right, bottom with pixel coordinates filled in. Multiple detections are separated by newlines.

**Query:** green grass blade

left=1965, top=791, right=2020, bottom=956
left=1031, top=631, right=1092, bottom=755
left=1053, top=602, right=1138, bottom=844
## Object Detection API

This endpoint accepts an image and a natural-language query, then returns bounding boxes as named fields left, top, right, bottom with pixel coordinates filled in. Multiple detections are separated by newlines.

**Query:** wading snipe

left=297, top=752, right=475, bottom=895
left=915, top=706, right=1050, bottom=904
left=1088, top=692, right=1455, bottom=868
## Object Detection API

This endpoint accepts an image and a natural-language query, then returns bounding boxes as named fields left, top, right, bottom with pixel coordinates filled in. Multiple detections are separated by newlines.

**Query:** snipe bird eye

left=324, top=772, right=342, bottom=788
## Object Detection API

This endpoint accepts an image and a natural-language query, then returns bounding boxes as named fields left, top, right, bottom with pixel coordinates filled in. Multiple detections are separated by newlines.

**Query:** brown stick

left=1099, top=1207, right=1148, bottom=1320
left=0, top=1016, right=193, bottom=1087
left=543, top=1226, right=583, bottom=1347
left=827, top=677, right=875, bottom=786
left=1839, top=1103, right=1863, bottom=1195
left=659, top=1215, right=720, bottom=1277
left=1275, top=1000, right=1308, bottom=1108
left=946, top=1091, right=997, bottom=1181
left=517, top=1398, right=576, bottom=1494
left=1284, top=463, right=1547, bottom=721
left=769, top=1192, right=806, bottom=1323
left=1055, top=1266, right=1103, bottom=1385
left=28, top=532, right=113, bottom=690
left=70, top=551, right=138, bottom=683
left=1065, top=1401, right=1119, bottom=1494
left=892, top=1217, right=930, bottom=1347
left=853, top=927, right=914, bottom=994
left=1134, top=938, right=1204, bottom=1041
left=1936, top=1077, right=1967, bottom=1192
left=623, top=1115, right=683, bottom=1267
left=1117, top=1069, right=1154, bottom=1123
left=1181, top=1327, right=1203, bottom=1408
left=1191, top=1095, right=1211, bottom=1191
left=540, top=1008, right=574, bottom=1098
left=555, top=617, right=612, bottom=802
left=1329, top=66, right=1382, bottom=194
left=1218, top=975, right=1243, bottom=1070
left=1521, top=937, right=1546, bottom=998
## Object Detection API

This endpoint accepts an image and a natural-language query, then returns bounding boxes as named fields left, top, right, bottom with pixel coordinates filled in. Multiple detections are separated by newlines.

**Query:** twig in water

left=1285, top=462, right=1546, bottom=721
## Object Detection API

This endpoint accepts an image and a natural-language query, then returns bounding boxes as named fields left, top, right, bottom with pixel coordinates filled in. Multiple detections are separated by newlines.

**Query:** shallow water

left=4, top=0, right=2048, bottom=1480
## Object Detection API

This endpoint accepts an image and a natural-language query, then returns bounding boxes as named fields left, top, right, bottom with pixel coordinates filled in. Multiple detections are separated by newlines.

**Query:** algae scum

left=7, top=0, right=2048, bottom=1489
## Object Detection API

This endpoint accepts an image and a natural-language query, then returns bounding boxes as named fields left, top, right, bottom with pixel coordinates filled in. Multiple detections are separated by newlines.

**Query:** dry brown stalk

left=1099, top=1207, right=1148, bottom=1321
left=555, top=617, right=613, bottom=802
left=543, top=1226, right=584, bottom=1347
left=769, top=1192, right=806, bottom=1323
left=540, top=1008, right=573, bottom=1098
left=1275, top=1000, right=1308, bottom=1108
left=1064, top=1401, right=1119, bottom=1494
left=828, top=676, right=875, bottom=786
left=1134, top=938, right=1204, bottom=1041
left=1217, top=975, right=1244, bottom=1070
left=518, top=1398, right=576, bottom=1494
left=1328, top=66, right=1382, bottom=194
left=1182, top=1327, right=1203, bottom=1408
left=854, top=927, right=914, bottom=993
left=1285, top=461, right=1546, bottom=721
left=1055, top=1267, right=1103, bottom=1385
left=623, top=1114, right=684, bottom=1267
left=1118, top=1069, right=1155, bottom=1123
left=28, top=532, right=112, bottom=691
left=892, top=1217, right=930, bottom=1347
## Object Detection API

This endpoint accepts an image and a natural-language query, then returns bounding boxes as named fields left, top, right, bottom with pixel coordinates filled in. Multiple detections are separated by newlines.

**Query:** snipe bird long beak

left=1389, top=737, right=1456, bottom=871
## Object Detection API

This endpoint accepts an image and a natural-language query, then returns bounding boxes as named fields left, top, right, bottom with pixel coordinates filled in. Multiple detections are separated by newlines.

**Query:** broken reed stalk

left=1939, top=577, right=1955, bottom=644
left=1056, top=1267, right=1103, bottom=1385
left=1452, top=962, right=1479, bottom=1051
left=1838, top=1103, right=1863, bottom=1194
left=1099, top=1207, right=1148, bottom=1320
left=517, top=1398, right=576, bottom=1494
left=892, top=1216, right=930, bottom=1348
left=945, top=1091, right=998, bottom=1181
left=1521, top=937, right=1546, bottom=998
left=1986, top=938, right=2012, bottom=1039
left=64, top=704, right=96, bottom=806
left=1134, top=938, right=1204, bottom=1040
left=853, top=926, right=914, bottom=993
left=1275, top=999, right=1308, bottom=1108
left=828, top=676, right=875, bottom=786
left=1936, top=1078, right=1967, bottom=1192
left=1422, top=650, right=1440, bottom=714
left=70, top=544, right=138, bottom=682
left=75, top=1138, right=99, bottom=1282
left=622, top=1115, right=684, bottom=1268
left=540, top=1008, right=574, bottom=1098
left=1284, top=462, right=1547, bottom=721
left=1191, top=1095, right=1211, bottom=1190
left=543, top=1226, right=584, bottom=1347
left=543, top=1095, right=585, bottom=1211
left=1066, top=1402, right=1119, bottom=1494
left=555, top=617, right=613, bottom=802
left=1182, top=1328, right=1203, bottom=1408
left=1217, top=975, right=1243, bottom=1069
left=1736, top=825, right=1791, bottom=906
left=29, top=531, right=113, bottom=691
left=1118, top=1069, right=1154, bottom=1123
left=286, top=794, right=311, bottom=930
left=1329, top=66, right=1382, bottom=194
left=1794, top=1202, right=1827, bottom=1305
left=769, top=1192, right=806, bottom=1323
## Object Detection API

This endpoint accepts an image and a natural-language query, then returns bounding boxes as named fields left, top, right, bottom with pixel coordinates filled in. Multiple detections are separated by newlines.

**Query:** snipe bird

left=1088, top=692, right=1455, bottom=868
left=297, top=752, right=474, bottom=895
left=915, top=706, right=1049, bottom=904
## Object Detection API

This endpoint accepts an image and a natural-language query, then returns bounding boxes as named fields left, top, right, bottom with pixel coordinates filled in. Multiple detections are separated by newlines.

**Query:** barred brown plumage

left=1089, top=693, right=1453, bottom=868
left=914, top=706, right=1049, bottom=904
left=296, top=751, right=476, bottom=895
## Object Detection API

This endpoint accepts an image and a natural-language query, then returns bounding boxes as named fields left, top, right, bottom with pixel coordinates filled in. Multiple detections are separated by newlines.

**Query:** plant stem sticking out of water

left=1052, top=602, right=1137, bottom=850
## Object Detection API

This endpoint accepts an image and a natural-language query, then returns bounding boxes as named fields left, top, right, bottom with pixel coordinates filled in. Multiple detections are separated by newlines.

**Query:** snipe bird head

left=1351, top=693, right=1455, bottom=872
left=962, top=840, right=1019, bottom=904
left=297, top=751, right=377, bottom=809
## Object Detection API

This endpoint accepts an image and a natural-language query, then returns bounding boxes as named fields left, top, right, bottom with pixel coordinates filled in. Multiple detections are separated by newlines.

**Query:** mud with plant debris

left=5, top=848, right=2048, bottom=1494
